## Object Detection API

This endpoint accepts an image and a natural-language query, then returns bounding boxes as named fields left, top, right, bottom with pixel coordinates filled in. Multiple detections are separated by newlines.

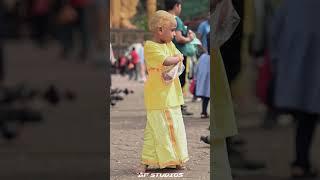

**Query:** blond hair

left=148, top=10, right=176, bottom=32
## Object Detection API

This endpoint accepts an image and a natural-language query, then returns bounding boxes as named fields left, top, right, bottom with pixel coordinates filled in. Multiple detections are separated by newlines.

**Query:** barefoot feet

left=135, top=164, right=148, bottom=174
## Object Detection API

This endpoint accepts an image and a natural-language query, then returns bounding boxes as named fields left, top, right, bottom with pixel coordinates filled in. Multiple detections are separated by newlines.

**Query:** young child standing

left=195, top=36, right=211, bottom=119
left=136, top=10, right=189, bottom=173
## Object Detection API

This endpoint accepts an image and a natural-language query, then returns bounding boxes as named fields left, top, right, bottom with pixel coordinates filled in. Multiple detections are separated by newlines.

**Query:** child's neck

left=152, top=37, right=166, bottom=44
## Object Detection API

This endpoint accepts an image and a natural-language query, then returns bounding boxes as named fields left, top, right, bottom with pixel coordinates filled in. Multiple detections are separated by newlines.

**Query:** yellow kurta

left=141, top=41, right=188, bottom=168
left=143, top=41, right=184, bottom=110
left=210, top=49, right=238, bottom=139
left=210, top=49, right=238, bottom=180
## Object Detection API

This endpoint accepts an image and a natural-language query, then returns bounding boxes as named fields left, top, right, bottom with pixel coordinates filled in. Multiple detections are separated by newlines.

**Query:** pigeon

left=64, top=89, right=76, bottom=101
left=43, top=85, right=60, bottom=105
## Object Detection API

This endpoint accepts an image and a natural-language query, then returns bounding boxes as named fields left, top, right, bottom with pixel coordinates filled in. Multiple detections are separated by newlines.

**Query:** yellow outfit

left=211, top=49, right=238, bottom=139
left=143, top=41, right=184, bottom=109
left=210, top=48, right=238, bottom=180
left=141, top=41, right=189, bottom=168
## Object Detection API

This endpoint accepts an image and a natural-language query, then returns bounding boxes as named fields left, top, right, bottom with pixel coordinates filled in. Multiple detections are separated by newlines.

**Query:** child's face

left=158, top=21, right=177, bottom=43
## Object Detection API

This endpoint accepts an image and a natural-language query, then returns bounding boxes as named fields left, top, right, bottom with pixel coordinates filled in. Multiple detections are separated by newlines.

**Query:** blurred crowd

left=0, top=0, right=107, bottom=141
left=0, top=0, right=107, bottom=62
left=110, top=41, right=147, bottom=83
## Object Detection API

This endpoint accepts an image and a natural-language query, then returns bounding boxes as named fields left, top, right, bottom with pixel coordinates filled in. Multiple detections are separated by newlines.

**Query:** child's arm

left=162, top=55, right=183, bottom=66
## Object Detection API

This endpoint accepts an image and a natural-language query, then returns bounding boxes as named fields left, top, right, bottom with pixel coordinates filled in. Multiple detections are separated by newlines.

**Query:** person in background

left=197, top=13, right=210, bottom=52
left=110, top=43, right=116, bottom=65
left=217, top=0, right=267, bottom=175
left=270, top=0, right=320, bottom=177
left=165, top=0, right=195, bottom=116
left=53, top=0, right=92, bottom=61
left=128, top=47, right=140, bottom=81
left=29, top=0, right=52, bottom=47
left=195, top=34, right=210, bottom=119
left=250, top=0, right=283, bottom=129
left=137, top=41, right=146, bottom=82
left=118, top=55, right=127, bottom=76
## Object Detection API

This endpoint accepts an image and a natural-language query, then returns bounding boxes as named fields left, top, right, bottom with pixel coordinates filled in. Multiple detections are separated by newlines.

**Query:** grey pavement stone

left=0, top=41, right=106, bottom=178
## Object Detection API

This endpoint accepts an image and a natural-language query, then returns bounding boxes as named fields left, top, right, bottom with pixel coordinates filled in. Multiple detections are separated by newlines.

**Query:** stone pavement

left=110, top=75, right=210, bottom=180
left=231, top=106, right=320, bottom=180
left=0, top=40, right=106, bottom=179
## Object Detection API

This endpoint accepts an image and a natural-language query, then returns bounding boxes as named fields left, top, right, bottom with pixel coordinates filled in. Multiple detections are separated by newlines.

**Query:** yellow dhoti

left=141, top=106, right=189, bottom=168
left=212, top=138, right=233, bottom=180
left=211, top=49, right=238, bottom=180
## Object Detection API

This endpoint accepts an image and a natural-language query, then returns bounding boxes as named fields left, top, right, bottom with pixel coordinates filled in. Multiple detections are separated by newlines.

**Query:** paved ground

left=232, top=105, right=320, bottom=180
left=235, top=121, right=320, bottom=180
left=0, top=40, right=106, bottom=179
left=110, top=75, right=210, bottom=180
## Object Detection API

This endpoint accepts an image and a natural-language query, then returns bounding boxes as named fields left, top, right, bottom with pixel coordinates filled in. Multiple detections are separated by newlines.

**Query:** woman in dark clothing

left=270, top=0, right=320, bottom=177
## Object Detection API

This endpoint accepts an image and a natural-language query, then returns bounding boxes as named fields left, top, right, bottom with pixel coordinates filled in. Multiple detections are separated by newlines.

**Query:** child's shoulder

left=144, top=41, right=174, bottom=50
left=167, top=41, right=176, bottom=47
left=144, top=41, right=161, bottom=49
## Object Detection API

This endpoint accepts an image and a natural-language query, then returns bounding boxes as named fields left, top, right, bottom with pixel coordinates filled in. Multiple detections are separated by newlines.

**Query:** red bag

left=189, top=79, right=196, bottom=95
left=256, top=51, right=272, bottom=105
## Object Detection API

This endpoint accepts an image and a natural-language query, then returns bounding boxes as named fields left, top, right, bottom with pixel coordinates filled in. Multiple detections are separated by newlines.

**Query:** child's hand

left=174, top=54, right=183, bottom=62
left=162, top=73, right=173, bottom=81
left=163, top=55, right=183, bottom=66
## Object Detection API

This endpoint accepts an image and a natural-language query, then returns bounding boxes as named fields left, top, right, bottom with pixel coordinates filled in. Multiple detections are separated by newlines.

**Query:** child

left=195, top=35, right=210, bottom=119
left=136, top=10, right=189, bottom=173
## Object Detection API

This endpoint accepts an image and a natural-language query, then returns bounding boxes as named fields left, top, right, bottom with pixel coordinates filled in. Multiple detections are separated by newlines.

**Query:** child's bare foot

left=176, top=165, right=186, bottom=170
left=135, top=164, right=148, bottom=174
